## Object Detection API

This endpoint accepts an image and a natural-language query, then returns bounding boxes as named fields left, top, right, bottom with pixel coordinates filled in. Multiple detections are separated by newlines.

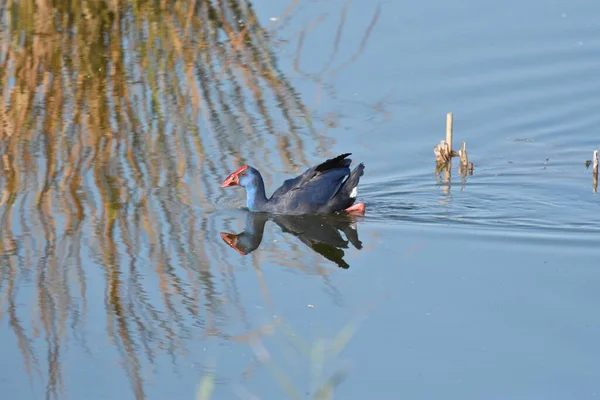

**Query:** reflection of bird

left=220, top=211, right=363, bottom=269
left=221, top=153, right=365, bottom=215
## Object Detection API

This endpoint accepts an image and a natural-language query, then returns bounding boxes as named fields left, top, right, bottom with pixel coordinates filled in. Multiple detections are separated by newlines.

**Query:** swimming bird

left=221, top=153, right=365, bottom=215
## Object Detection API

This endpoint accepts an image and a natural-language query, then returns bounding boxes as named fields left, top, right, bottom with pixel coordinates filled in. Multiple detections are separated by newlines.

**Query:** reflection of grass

left=0, top=2, right=319, bottom=396
left=197, top=318, right=362, bottom=399
left=0, top=0, right=380, bottom=398
left=196, top=369, right=216, bottom=400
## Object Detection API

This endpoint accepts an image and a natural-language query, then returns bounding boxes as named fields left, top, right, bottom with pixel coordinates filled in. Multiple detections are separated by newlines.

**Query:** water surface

left=0, top=0, right=599, bottom=399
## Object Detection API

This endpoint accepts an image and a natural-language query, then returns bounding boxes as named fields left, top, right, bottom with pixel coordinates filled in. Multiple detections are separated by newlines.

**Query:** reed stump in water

left=434, top=112, right=474, bottom=175
left=593, top=150, right=598, bottom=192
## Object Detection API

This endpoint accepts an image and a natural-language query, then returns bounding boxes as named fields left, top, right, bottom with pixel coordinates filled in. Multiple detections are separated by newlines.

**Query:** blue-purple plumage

left=221, top=153, right=365, bottom=215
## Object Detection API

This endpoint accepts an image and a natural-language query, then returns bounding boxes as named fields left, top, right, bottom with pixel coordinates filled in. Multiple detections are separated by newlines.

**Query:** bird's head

left=221, top=165, right=260, bottom=188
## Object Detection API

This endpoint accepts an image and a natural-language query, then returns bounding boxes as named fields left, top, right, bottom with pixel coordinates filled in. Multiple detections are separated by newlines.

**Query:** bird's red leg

left=345, top=202, right=365, bottom=214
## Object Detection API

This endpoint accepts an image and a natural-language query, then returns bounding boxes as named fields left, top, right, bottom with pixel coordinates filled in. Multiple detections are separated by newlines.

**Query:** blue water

left=1, top=0, right=599, bottom=399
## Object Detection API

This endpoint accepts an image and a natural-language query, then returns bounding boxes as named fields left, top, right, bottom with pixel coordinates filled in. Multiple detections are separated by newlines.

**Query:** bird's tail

left=332, top=163, right=365, bottom=209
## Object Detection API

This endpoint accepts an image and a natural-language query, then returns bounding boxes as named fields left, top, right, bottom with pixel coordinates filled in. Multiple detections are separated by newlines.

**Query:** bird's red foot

left=345, top=202, right=365, bottom=215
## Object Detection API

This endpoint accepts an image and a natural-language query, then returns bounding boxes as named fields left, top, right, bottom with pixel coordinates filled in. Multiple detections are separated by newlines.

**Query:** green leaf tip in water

left=315, top=368, right=351, bottom=400
left=196, top=374, right=215, bottom=400
left=329, top=318, right=361, bottom=358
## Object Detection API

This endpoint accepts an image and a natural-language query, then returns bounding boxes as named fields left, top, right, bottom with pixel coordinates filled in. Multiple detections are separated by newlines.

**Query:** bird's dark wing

left=270, top=153, right=352, bottom=199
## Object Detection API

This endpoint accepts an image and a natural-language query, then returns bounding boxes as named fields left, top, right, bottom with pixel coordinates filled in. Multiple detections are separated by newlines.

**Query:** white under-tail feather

left=350, top=186, right=358, bottom=198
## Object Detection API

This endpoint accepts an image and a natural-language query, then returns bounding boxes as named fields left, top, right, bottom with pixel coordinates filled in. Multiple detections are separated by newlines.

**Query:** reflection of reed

left=0, top=1, right=378, bottom=398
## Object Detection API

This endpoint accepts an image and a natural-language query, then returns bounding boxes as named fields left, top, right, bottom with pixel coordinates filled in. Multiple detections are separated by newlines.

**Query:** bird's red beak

left=221, top=173, right=239, bottom=188
left=221, top=165, right=249, bottom=188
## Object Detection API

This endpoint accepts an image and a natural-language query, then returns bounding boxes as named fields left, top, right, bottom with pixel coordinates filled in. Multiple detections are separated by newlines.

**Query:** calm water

left=1, top=0, right=599, bottom=399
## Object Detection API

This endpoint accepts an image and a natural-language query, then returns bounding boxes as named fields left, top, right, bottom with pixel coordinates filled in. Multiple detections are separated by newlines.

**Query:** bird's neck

left=245, top=176, right=268, bottom=211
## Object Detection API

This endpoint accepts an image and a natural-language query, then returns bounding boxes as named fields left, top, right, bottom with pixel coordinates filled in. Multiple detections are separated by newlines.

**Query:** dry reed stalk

left=446, top=112, right=453, bottom=152
left=593, top=150, right=598, bottom=193
left=458, top=140, right=474, bottom=176
left=434, top=112, right=456, bottom=163
left=434, top=113, right=475, bottom=176
left=459, top=140, right=467, bottom=165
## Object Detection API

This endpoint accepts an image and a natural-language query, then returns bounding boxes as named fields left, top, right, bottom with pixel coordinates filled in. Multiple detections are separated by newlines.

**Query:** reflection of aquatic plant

left=0, top=0, right=379, bottom=398
left=196, top=317, right=362, bottom=400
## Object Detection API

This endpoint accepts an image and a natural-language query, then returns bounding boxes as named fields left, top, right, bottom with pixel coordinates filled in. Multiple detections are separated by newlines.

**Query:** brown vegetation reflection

left=0, top=0, right=379, bottom=398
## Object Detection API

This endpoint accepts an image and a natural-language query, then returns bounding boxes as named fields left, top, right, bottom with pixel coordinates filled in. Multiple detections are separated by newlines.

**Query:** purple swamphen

left=221, top=153, right=365, bottom=215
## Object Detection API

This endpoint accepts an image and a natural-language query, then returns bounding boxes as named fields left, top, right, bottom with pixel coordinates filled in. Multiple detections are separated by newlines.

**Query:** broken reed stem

left=458, top=140, right=474, bottom=176
left=446, top=112, right=453, bottom=154
left=459, top=141, right=468, bottom=167
left=434, top=113, right=455, bottom=163
left=593, top=150, right=598, bottom=193
left=434, top=112, right=474, bottom=173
